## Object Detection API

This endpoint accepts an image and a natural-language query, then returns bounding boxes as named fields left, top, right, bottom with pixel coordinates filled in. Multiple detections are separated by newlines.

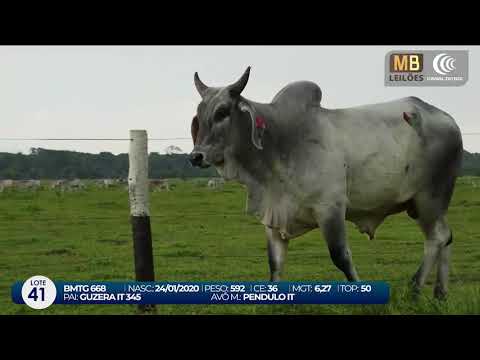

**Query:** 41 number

left=28, top=287, right=45, bottom=302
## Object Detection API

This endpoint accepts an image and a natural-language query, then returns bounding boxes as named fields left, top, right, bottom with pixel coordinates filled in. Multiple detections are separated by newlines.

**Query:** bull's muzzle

left=189, top=152, right=207, bottom=168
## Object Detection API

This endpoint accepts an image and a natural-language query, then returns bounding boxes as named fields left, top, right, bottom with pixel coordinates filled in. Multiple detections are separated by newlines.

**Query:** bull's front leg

left=315, top=204, right=360, bottom=282
left=265, top=226, right=289, bottom=281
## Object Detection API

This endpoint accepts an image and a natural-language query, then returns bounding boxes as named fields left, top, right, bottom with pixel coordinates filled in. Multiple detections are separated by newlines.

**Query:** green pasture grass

left=1, top=179, right=479, bottom=315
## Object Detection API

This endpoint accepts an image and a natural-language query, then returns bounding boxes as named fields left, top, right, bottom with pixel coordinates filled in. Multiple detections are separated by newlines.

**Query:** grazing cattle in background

left=207, top=178, right=225, bottom=190
left=102, top=179, right=116, bottom=188
left=207, top=179, right=216, bottom=189
left=150, top=179, right=170, bottom=192
left=189, top=67, right=463, bottom=299
left=0, top=179, right=14, bottom=192
left=2, top=179, right=14, bottom=187
left=18, top=180, right=41, bottom=191
left=51, top=179, right=67, bottom=191
left=68, top=179, right=86, bottom=191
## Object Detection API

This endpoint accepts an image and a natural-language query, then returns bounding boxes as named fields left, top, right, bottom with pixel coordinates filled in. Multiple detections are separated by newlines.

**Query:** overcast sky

left=0, top=46, right=478, bottom=155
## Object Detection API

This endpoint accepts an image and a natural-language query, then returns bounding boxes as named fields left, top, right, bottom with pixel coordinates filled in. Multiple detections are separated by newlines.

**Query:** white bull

left=189, top=67, right=463, bottom=300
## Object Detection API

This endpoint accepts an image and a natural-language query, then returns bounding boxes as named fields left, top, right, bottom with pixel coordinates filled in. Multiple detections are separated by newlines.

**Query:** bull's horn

left=228, top=66, right=251, bottom=97
left=194, top=72, right=209, bottom=98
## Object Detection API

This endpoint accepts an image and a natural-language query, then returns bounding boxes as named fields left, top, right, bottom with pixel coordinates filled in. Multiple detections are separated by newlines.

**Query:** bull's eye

left=214, top=107, right=230, bottom=123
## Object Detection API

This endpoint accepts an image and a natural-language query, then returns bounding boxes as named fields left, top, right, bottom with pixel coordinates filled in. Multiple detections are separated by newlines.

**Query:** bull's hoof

left=433, top=286, right=448, bottom=301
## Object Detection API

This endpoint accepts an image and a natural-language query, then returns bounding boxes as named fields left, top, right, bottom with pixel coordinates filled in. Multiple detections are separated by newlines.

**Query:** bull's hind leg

left=411, top=193, right=453, bottom=299
left=411, top=132, right=460, bottom=299
left=434, top=236, right=452, bottom=300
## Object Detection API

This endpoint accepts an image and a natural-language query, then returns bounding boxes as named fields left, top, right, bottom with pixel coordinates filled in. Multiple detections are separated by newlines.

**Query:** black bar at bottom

left=131, top=215, right=155, bottom=312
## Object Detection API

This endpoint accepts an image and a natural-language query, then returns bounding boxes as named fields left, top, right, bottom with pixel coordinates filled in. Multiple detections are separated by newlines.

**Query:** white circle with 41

left=21, top=275, right=57, bottom=310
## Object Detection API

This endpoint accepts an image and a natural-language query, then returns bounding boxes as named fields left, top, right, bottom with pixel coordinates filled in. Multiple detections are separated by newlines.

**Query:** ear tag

left=255, top=116, right=266, bottom=129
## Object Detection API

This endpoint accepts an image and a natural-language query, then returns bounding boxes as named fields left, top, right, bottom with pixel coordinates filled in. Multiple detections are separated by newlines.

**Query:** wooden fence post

left=128, top=130, right=155, bottom=313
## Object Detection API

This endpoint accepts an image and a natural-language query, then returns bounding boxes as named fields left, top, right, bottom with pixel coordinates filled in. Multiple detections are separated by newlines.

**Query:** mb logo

left=390, top=53, right=423, bottom=72
left=385, top=50, right=468, bottom=87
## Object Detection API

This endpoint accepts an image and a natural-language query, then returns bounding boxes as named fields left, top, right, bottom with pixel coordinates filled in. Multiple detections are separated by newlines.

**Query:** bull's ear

left=238, top=101, right=264, bottom=150
left=191, top=115, right=199, bottom=145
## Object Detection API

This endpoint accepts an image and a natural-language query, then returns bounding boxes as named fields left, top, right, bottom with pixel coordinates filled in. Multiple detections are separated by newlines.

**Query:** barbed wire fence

left=0, top=134, right=257, bottom=298
left=0, top=137, right=192, bottom=141
left=0, top=131, right=480, bottom=142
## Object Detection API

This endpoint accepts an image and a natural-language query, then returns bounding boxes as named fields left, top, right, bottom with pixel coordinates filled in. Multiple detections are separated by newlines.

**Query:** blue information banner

left=12, top=280, right=389, bottom=305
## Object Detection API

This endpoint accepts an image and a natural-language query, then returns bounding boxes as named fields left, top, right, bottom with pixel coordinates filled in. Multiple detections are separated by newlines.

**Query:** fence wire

left=0, top=133, right=480, bottom=141
left=0, top=137, right=192, bottom=141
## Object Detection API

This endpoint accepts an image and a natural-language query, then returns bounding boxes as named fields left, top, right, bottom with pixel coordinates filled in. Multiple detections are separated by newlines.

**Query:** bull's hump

left=271, top=81, right=322, bottom=109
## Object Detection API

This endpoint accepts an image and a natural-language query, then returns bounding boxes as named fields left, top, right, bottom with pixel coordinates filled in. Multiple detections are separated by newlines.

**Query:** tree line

left=0, top=147, right=479, bottom=179
left=0, top=148, right=217, bottom=179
